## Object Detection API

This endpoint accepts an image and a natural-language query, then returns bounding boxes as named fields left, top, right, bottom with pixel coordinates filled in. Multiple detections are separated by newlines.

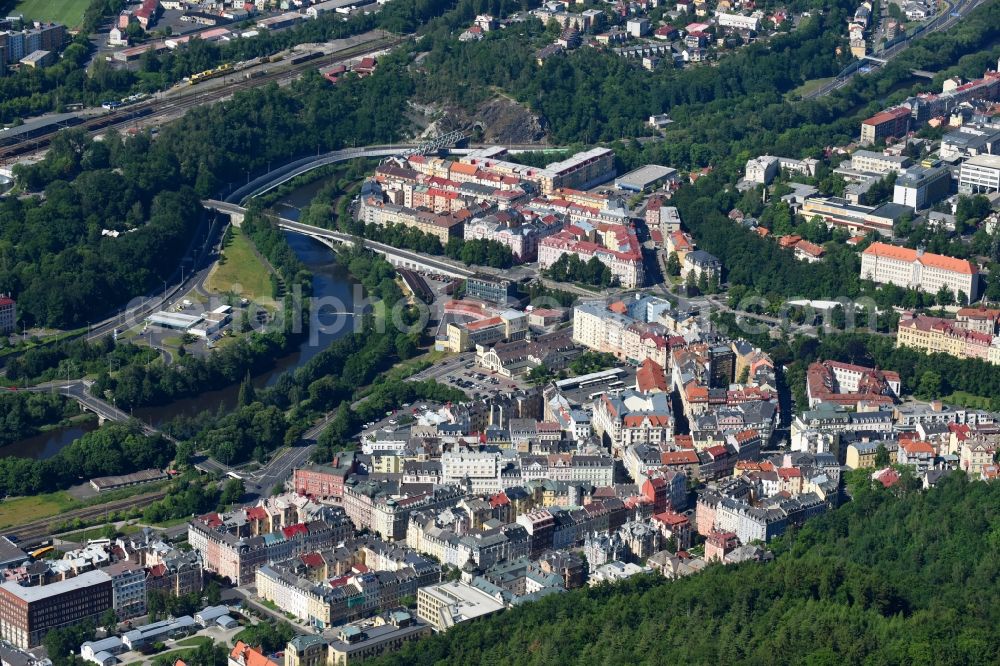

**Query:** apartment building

left=327, top=611, right=431, bottom=665
left=958, top=154, right=1000, bottom=194
left=357, top=197, right=466, bottom=244
left=897, top=313, right=999, bottom=364
left=463, top=211, right=563, bottom=262
left=800, top=197, right=911, bottom=236
left=592, top=390, right=673, bottom=457
left=860, top=242, right=979, bottom=301
left=293, top=457, right=356, bottom=501
left=805, top=360, right=900, bottom=409
left=860, top=107, right=910, bottom=144
left=849, top=150, right=912, bottom=174
left=0, top=570, right=112, bottom=648
left=538, top=222, right=644, bottom=288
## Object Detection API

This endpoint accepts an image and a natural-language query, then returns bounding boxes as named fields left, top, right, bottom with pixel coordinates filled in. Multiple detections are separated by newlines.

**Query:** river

left=0, top=421, right=99, bottom=460
left=133, top=233, right=360, bottom=427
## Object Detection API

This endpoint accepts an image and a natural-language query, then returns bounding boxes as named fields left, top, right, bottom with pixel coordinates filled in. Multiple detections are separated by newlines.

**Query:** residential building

left=896, top=313, right=997, bottom=364
left=0, top=570, right=112, bottom=648
left=681, top=250, right=721, bottom=282
left=416, top=581, right=505, bottom=631
left=860, top=107, right=910, bottom=145
left=327, top=611, right=431, bottom=665
left=285, top=635, right=327, bottom=666
left=849, top=150, right=912, bottom=174
left=106, top=561, right=146, bottom=620
left=538, top=222, right=645, bottom=288
left=860, top=242, right=979, bottom=302
left=230, top=641, right=279, bottom=666
left=293, top=457, right=356, bottom=501
left=805, top=360, right=900, bottom=409
left=744, top=156, right=779, bottom=185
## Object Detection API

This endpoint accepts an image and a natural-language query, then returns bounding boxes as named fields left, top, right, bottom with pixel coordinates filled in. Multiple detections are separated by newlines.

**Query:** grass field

left=943, top=391, right=994, bottom=410
left=205, top=229, right=276, bottom=305
left=0, top=491, right=77, bottom=530
left=9, top=0, right=89, bottom=27
left=788, top=76, right=836, bottom=99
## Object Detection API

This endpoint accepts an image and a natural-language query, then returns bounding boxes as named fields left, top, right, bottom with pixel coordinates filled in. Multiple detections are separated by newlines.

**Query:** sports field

left=10, top=0, right=89, bottom=28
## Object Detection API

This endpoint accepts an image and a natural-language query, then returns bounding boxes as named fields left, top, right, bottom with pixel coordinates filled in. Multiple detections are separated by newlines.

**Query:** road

left=802, top=0, right=983, bottom=100
left=243, top=443, right=316, bottom=500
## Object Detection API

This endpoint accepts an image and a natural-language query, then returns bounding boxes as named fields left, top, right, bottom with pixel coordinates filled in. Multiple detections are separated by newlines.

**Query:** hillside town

left=0, top=0, right=998, bottom=663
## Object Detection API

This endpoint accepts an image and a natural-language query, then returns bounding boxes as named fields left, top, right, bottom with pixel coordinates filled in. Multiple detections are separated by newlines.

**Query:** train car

left=289, top=51, right=323, bottom=66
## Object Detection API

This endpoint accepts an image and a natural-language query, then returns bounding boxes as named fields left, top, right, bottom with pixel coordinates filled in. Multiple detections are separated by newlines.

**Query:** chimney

left=930, top=400, right=943, bottom=412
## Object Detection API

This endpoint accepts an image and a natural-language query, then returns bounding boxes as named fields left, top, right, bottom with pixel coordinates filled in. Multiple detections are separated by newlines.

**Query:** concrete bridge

left=203, top=200, right=476, bottom=279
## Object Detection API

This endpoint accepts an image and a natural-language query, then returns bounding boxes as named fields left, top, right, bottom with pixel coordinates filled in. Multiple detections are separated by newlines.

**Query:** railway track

left=0, top=35, right=404, bottom=161
left=5, top=489, right=168, bottom=544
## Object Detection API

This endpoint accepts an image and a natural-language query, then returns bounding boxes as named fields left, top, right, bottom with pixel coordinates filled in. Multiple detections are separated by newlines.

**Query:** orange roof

left=609, top=301, right=628, bottom=315
left=661, top=450, right=698, bottom=465
left=901, top=440, right=934, bottom=455
left=755, top=226, right=770, bottom=237
left=450, top=162, right=479, bottom=176
left=230, top=642, right=279, bottom=666
left=466, top=316, right=504, bottom=331
left=863, top=242, right=976, bottom=275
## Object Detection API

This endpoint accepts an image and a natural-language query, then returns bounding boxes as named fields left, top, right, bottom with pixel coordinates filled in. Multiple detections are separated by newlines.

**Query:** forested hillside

left=372, top=473, right=1000, bottom=666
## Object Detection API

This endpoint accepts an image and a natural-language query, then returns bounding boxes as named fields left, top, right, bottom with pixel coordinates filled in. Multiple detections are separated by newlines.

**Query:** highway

left=802, top=0, right=984, bottom=100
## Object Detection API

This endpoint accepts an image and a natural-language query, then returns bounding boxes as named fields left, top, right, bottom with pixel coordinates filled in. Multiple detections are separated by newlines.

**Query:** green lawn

left=11, top=0, right=89, bottom=27
left=788, top=76, right=836, bottom=99
left=0, top=491, right=77, bottom=530
left=205, top=228, right=276, bottom=306
left=942, top=391, right=994, bottom=410
left=175, top=637, right=212, bottom=648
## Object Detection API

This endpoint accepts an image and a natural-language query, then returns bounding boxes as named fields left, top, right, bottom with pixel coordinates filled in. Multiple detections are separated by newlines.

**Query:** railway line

left=0, top=34, right=403, bottom=162
left=5, top=489, right=168, bottom=545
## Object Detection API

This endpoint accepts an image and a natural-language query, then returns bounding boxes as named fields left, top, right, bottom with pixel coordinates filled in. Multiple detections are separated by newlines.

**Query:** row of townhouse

left=538, top=222, right=645, bottom=288
left=187, top=513, right=352, bottom=586
left=256, top=556, right=441, bottom=630
left=696, top=491, right=827, bottom=545
left=897, top=312, right=1000, bottom=364
left=572, top=297, right=686, bottom=368
left=341, top=482, right=467, bottom=542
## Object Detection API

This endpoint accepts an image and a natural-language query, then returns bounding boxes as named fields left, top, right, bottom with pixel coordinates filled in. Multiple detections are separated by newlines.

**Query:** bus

left=588, top=391, right=606, bottom=400
left=608, top=380, right=625, bottom=389
left=579, top=377, right=606, bottom=389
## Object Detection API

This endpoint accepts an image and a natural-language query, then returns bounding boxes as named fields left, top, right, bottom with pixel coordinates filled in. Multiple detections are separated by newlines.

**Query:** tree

left=236, top=371, right=256, bottom=407
left=916, top=370, right=943, bottom=399
left=936, top=284, right=954, bottom=307
left=220, top=478, right=245, bottom=507
left=666, top=252, right=681, bottom=276
left=99, top=608, right=118, bottom=633
left=874, top=443, right=890, bottom=467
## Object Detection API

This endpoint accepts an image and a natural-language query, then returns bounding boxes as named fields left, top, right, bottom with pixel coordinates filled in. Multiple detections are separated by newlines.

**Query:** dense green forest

left=0, top=392, right=79, bottom=448
left=372, top=473, right=1000, bottom=665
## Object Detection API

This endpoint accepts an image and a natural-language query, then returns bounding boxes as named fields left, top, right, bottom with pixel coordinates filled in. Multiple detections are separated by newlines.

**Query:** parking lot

left=406, top=352, right=526, bottom=399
